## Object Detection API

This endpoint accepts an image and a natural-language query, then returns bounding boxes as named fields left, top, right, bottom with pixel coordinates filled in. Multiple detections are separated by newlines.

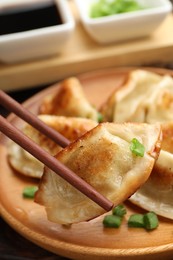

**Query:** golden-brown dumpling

left=35, top=122, right=161, bottom=224
left=100, top=70, right=173, bottom=123
left=8, top=115, right=97, bottom=178
left=129, top=122, right=173, bottom=219
left=39, top=77, right=99, bottom=121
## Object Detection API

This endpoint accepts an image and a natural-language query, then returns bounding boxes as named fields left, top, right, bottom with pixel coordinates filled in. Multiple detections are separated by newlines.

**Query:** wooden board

left=0, top=67, right=173, bottom=260
left=1, top=1, right=173, bottom=91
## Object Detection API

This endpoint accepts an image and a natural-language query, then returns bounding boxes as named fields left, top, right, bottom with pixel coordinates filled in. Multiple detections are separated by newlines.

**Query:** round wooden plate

left=0, top=67, right=173, bottom=260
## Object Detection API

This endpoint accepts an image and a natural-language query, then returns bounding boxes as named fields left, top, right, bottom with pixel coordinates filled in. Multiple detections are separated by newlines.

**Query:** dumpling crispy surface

left=39, top=77, right=99, bottom=121
left=8, top=115, right=97, bottom=178
left=130, top=122, right=173, bottom=219
left=100, top=69, right=173, bottom=123
left=35, top=122, right=161, bottom=224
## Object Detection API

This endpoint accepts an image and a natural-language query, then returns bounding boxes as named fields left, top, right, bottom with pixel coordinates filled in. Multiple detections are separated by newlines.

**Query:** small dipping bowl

left=0, top=0, right=75, bottom=63
left=74, top=0, right=172, bottom=44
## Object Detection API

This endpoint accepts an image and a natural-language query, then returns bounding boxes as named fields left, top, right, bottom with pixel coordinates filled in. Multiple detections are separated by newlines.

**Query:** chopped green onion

left=143, top=212, right=159, bottom=230
left=97, top=112, right=103, bottom=123
left=128, top=214, right=145, bottom=228
left=90, top=0, right=144, bottom=18
left=112, top=204, right=127, bottom=217
left=102, top=203, right=159, bottom=231
left=23, top=186, right=38, bottom=198
left=103, top=215, right=122, bottom=228
left=128, top=212, right=159, bottom=230
left=130, top=138, right=145, bottom=157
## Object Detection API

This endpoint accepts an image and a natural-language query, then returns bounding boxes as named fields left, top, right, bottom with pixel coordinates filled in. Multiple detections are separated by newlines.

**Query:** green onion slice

left=130, top=138, right=145, bottom=157
left=23, top=186, right=38, bottom=198
left=103, top=215, right=122, bottom=228
left=97, top=112, right=103, bottom=123
left=143, top=212, right=159, bottom=230
left=128, top=214, right=145, bottom=228
left=112, top=204, right=127, bottom=217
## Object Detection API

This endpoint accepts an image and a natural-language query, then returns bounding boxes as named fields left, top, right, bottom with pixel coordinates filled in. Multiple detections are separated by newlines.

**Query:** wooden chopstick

left=0, top=115, right=113, bottom=211
left=0, top=93, right=114, bottom=212
left=0, top=90, right=70, bottom=148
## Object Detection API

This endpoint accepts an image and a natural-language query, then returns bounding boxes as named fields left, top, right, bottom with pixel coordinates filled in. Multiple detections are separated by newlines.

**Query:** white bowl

left=0, top=0, right=75, bottom=63
left=74, top=0, right=172, bottom=44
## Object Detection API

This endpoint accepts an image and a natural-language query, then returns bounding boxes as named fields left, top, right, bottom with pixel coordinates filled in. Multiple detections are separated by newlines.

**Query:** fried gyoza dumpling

left=129, top=122, right=173, bottom=220
left=35, top=122, right=161, bottom=224
left=39, top=77, right=99, bottom=121
left=8, top=115, right=97, bottom=178
left=100, top=70, right=173, bottom=123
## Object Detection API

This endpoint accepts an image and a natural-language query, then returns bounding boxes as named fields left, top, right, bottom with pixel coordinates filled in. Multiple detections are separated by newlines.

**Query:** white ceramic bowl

left=74, top=0, right=172, bottom=44
left=0, top=0, right=75, bottom=63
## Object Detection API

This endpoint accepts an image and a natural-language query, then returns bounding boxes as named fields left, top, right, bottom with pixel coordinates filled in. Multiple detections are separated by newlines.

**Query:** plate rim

left=1, top=66, right=173, bottom=259
left=1, top=205, right=173, bottom=258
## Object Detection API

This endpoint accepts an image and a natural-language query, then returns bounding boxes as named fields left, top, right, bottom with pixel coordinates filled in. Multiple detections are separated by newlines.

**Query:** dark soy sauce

left=0, top=1, right=63, bottom=35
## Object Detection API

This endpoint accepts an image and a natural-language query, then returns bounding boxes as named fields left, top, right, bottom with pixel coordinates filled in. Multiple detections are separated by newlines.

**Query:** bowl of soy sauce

left=0, top=0, right=75, bottom=63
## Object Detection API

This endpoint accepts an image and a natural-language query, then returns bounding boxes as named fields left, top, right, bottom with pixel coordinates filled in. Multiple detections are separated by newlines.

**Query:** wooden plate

left=0, top=67, right=173, bottom=260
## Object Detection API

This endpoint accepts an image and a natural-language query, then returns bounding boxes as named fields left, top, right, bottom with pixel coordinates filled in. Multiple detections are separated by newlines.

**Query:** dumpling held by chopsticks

left=35, top=122, right=161, bottom=224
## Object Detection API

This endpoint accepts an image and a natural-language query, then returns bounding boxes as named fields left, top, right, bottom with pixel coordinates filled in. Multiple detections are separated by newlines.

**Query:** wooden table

left=1, top=1, right=173, bottom=91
